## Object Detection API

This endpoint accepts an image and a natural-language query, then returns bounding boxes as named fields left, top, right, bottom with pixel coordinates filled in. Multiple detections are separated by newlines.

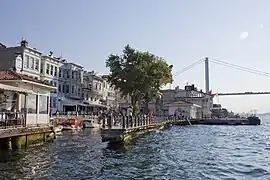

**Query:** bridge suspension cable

left=173, top=59, right=204, bottom=76
left=208, top=58, right=270, bottom=77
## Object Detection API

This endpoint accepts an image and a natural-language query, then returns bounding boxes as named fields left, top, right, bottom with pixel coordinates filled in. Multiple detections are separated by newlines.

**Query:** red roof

left=0, top=70, right=51, bottom=86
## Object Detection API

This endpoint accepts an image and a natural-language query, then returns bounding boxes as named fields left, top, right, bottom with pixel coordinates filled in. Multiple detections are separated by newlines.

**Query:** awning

left=0, top=83, right=32, bottom=93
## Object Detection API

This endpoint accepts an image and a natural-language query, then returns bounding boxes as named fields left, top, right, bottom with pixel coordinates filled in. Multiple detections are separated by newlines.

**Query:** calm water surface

left=1, top=119, right=270, bottom=180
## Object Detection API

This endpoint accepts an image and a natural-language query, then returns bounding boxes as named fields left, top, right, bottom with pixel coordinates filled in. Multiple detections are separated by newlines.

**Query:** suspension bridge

left=172, top=57, right=270, bottom=96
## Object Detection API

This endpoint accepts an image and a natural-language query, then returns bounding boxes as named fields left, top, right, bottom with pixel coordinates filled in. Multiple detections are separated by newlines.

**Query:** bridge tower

left=205, top=57, right=210, bottom=93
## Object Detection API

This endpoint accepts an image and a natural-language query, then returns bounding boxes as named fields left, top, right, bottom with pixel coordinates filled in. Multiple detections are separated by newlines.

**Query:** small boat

left=82, top=119, right=100, bottom=128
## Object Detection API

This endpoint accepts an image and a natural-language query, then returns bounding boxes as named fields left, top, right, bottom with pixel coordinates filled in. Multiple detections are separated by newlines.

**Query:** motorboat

left=82, top=119, right=100, bottom=129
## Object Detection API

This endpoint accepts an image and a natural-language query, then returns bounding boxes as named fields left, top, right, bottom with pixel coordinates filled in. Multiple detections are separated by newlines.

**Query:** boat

left=57, top=118, right=83, bottom=131
left=82, top=119, right=100, bottom=129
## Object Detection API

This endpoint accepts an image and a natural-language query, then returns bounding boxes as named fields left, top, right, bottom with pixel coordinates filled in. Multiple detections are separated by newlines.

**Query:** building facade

left=58, top=62, right=84, bottom=112
left=0, top=70, right=54, bottom=125
left=40, top=53, right=64, bottom=114
left=161, top=84, right=214, bottom=117
left=0, top=40, right=117, bottom=114
left=0, top=40, right=42, bottom=80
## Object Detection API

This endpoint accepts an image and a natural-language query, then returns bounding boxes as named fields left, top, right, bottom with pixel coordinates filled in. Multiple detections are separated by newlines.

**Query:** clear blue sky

left=1, top=0, right=270, bottom=113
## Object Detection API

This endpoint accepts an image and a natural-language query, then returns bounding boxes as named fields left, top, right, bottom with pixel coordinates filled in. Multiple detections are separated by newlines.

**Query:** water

left=1, top=121, right=270, bottom=180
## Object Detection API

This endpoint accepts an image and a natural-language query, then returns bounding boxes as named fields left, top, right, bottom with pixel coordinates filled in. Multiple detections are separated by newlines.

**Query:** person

left=127, top=106, right=133, bottom=126
left=127, top=106, right=133, bottom=117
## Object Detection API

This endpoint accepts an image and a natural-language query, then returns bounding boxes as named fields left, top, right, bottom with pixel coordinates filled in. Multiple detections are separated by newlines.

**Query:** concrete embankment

left=0, top=126, right=55, bottom=150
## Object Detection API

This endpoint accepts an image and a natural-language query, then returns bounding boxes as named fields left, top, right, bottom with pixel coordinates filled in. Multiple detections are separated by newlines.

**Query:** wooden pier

left=100, top=115, right=169, bottom=144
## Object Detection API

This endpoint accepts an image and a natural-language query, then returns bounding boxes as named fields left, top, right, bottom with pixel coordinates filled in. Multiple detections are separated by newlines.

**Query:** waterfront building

left=165, top=100, right=201, bottom=119
left=101, top=75, right=117, bottom=109
left=82, top=71, right=107, bottom=113
left=0, top=40, right=42, bottom=79
left=161, top=84, right=214, bottom=118
left=58, top=62, right=84, bottom=112
left=0, top=70, right=55, bottom=125
left=40, top=52, right=64, bottom=114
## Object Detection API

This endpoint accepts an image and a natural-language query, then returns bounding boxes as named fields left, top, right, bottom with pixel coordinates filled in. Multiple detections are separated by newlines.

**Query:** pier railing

left=101, top=115, right=169, bottom=129
left=0, top=112, right=25, bottom=129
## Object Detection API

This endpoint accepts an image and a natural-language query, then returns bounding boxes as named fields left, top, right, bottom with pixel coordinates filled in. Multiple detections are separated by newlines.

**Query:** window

left=78, top=88, right=81, bottom=95
left=50, top=65, right=53, bottom=75
left=24, top=55, right=29, bottom=68
left=63, top=70, right=66, bottom=78
left=72, top=86, right=74, bottom=93
left=54, top=67, right=57, bottom=76
left=59, top=69, right=62, bottom=77
left=46, top=64, right=50, bottom=74
left=20, top=94, right=26, bottom=112
left=39, top=95, right=48, bottom=114
left=72, top=71, right=74, bottom=79
left=35, top=58, right=39, bottom=70
left=27, top=94, right=37, bottom=114
left=62, top=84, right=65, bottom=93
left=58, top=84, right=61, bottom=92
left=95, top=83, right=98, bottom=90
left=40, top=63, right=44, bottom=73
left=50, top=81, right=53, bottom=86
left=52, top=98, right=57, bottom=109
left=66, top=85, right=69, bottom=93
left=53, top=82, right=57, bottom=93
left=30, top=57, right=34, bottom=69
left=67, top=70, right=70, bottom=78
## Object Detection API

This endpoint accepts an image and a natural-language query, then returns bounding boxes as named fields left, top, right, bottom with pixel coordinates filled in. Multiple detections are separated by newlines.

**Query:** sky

left=1, top=0, right=270, bottom=113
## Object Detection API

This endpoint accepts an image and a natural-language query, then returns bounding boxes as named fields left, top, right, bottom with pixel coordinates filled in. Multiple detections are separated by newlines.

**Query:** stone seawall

left=0, top=126, right=55, bottom=150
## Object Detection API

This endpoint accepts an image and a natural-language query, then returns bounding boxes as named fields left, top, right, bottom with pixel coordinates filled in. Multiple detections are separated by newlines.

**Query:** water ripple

left=1, top=121, right=270, bottom=179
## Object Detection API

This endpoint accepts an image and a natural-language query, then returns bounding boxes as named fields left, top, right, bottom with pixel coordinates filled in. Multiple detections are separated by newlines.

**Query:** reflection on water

left=1, top=122, right=270, bottom=179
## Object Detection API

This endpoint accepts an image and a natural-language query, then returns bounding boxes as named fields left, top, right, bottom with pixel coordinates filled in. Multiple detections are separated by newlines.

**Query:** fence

left=0, top=112, right=26, bottom=129
left=101, top=115, right=170, bottom=129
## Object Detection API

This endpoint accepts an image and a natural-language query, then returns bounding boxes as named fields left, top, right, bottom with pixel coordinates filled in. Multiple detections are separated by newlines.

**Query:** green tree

left=105, top=45, right=143, bottom=114
left=139, top=52, right=173, bottom=113
left=106, top=45, right=173, bottom=115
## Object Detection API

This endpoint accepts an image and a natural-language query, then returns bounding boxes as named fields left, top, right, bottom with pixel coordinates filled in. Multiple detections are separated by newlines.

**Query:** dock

left=100, top=115, right=261, bottom=144
left=100, top=115, right=170, bottom=144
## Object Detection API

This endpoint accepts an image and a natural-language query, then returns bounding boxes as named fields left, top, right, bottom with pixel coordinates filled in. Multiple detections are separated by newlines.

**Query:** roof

left=169, top=100, right=193, bottom=105
left=0, top=43, right=7, bottom=48
left=164, top=100, right=201, bottom=108
left=0, top=83, right=31, bottom=93
left=0, top=71, right=53, bottom=87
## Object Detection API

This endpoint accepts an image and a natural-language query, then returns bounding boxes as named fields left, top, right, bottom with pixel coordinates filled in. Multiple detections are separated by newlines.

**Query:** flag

left=208, top=90, right=212, bottom=95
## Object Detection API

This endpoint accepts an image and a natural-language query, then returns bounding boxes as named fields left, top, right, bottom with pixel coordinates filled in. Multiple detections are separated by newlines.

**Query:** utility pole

left=205, top=57, right=210, bottom=93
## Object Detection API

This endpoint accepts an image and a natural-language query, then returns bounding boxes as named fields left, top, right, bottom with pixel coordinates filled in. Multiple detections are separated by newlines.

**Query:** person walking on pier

left=127, top=106, right=133, bottom=126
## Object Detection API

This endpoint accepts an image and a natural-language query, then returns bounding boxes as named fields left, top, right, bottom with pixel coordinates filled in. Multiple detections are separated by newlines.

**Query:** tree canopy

left=105, top=45, right=173, bottom=114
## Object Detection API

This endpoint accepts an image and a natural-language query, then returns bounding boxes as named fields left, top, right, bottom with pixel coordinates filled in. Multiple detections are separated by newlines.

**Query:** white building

left=0, top=40, right=42, bottom=80
left=165, top=100, right=201, bottom=119
left=101, top=75, right=117, bottom=108
left=82, top=71, right=107, bottom=112
left=0, top=70, right=55, bottom=125
left=161, top=84, right=213, bottom=118
left=58, top=62, right=84, bottom=112
left=40, top=53, right=64, bottom=113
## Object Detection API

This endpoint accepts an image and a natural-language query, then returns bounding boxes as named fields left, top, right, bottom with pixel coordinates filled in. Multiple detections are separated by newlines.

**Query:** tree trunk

left=144, top=100, right=149, bottom=115
left=131, top=95, right=139, bottom=115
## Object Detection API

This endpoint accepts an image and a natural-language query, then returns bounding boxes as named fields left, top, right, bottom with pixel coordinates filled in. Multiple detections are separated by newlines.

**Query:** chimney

left=49, top=51, right=53, bottom=57
left=21, top=40, right=28, bottom=47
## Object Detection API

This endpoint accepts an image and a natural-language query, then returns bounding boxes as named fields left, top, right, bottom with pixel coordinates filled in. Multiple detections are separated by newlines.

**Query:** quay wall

left=0, top=126, right=55, bottom=150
